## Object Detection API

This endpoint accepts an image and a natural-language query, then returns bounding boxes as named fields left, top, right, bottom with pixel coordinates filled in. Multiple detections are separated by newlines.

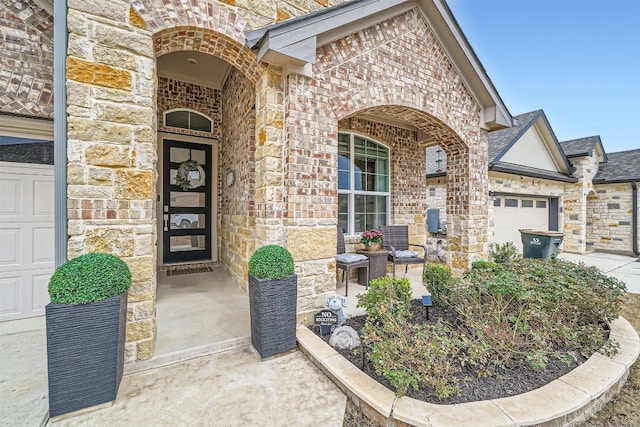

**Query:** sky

left=447, top=0, right=640, bottom=153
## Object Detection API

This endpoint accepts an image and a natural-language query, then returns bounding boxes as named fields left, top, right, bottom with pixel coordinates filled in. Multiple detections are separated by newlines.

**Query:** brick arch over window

left=345, top=105, right=479, bottom=217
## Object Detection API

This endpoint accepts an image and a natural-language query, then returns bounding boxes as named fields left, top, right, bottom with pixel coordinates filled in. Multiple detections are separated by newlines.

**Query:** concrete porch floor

left=153, top=269, right=250, bottom=358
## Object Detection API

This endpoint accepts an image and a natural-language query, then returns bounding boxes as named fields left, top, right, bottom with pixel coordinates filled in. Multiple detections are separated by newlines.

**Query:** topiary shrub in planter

left=248, top=245, right=297, bottom=359
left=46, top=253, right=131, bottom=418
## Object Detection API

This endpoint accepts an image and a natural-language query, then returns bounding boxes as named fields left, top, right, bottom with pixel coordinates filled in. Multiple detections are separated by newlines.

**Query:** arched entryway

left=150, top=24, right=264, bottom=357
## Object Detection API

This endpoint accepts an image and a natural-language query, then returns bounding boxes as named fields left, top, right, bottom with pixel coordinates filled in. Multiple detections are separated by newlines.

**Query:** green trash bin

left=519, top=229, right=564, bottom=259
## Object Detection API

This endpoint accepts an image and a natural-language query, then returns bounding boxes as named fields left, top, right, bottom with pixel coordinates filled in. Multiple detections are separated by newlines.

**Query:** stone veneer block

left=557, top=353, right=626, bottom=398
left=491, top=380, right=590, bottom=425
left=297, top=327, right=395, bottom=418
left=393, top=397, right=515, bottom=427
left=67, top=57, right=132, bottom=91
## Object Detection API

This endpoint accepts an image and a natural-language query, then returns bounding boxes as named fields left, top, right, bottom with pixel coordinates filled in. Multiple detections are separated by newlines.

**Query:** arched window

left=338, top=132, right=390, bottom=235
left=164, top=109, right=213, bottom=133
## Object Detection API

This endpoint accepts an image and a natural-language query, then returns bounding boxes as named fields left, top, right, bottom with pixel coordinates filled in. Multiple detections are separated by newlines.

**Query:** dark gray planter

left=46, top=293, right=127, bottom=418
left=249, top=274, right=298, bottom=359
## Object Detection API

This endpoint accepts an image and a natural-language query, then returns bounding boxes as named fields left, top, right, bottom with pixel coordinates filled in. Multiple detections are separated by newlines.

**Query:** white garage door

left=493, top=196, right=549, bottom=253
left=0, top=162, right=54, bottom=321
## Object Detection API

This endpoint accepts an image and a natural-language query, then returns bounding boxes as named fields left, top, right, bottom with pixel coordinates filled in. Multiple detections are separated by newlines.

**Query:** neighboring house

left=426, top=111, right=640, bottom=258
left=0, top=0, right=512, bottom=360
left=561, top=138, right=640, bottom=255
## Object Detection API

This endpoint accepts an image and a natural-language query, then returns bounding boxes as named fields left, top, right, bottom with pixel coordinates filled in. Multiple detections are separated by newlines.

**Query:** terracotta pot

left=364, top=243, right=382, bottom=251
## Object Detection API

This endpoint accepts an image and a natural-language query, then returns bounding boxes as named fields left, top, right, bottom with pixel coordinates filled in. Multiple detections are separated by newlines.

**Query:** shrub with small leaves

left=423, top=264, right=454, bottom=306
left=248, top=245, right=295, bottom=280
left=489, top=241, right=521, bottom=264
left=471, top=260, right=502, bottom=271
left=48, top=253, right=131, bottom=305
left=357, top=276, right=412, bottom=323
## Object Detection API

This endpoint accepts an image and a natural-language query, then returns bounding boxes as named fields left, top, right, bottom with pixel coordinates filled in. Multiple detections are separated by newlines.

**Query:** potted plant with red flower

left=360, top=229, right=384, bottom=251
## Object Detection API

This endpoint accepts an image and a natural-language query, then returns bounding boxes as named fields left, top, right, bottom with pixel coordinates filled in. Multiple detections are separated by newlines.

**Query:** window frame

left=163, top=108, right=213, bottom=133
left=338, top=132, right=391, bottom=235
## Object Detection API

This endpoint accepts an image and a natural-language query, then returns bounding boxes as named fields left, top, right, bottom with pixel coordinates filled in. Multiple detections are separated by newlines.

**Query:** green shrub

left=48, top=253, right=131, bottom=304
left=489, top=242, right=521, bottom=264
left=471, top=260, right=502, bottom=271
left=453, top=257, right=625, bottom=368
left=248, top=245, right=295, bottom=280
left=357, top=276, right=412, bottom=323
left=423, top=264, right=454, bottom=306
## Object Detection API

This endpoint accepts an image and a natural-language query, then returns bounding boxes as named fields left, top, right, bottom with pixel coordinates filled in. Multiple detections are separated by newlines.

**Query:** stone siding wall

left=157, top=77, right=221, bottom=139
left=66, top=1, right=157, bottom=361
left=564, top=155, right=599, bottom=253
left=588, top=183, right=638, bottom=253
left=220, top=67, right=256, bottom=287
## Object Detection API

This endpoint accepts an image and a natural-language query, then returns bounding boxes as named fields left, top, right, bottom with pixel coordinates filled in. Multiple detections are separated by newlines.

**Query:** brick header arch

left=129, top=1, right=264, bottom=84
left=153, top=27, right=263, bottom=84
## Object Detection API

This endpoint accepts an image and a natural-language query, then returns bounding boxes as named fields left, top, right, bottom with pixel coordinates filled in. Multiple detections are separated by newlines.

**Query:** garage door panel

left=494, top=197, right=549, bottom=253
left=0, top=162, right=54, bottom=320
left=33, top=179, right=54, bottom=216
left=0, top=276, right=22, bottom=318
left=32, top=226, right=54, bottom=266
left=31, top=273, right=50, bottom=314
left=0, top=178, right=20, bottom=216
left=0, top=228, right=21, bottom=266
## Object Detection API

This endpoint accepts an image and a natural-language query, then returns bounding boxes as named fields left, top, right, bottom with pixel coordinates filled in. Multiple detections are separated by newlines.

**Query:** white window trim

left=338, top=132, right=391, bottom=236
left=163, top=108, right=214, bottom=133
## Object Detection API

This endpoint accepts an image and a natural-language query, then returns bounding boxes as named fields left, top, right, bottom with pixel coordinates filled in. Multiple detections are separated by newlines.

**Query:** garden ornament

left=326, top=294, right=347, bottom=326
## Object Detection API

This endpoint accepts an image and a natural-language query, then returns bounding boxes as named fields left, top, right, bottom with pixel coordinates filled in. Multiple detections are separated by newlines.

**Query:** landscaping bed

left=315, top=298, right=597, bottom=404
left=318, top=249, right=626, bottom=406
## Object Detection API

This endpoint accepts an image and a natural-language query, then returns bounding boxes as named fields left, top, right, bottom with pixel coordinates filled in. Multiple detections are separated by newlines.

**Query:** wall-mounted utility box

left=427, top=209, right=439, bottom=233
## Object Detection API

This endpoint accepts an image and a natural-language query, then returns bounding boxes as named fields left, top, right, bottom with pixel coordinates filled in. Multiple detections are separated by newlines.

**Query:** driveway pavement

left=559, top=251, right=639, bottom=293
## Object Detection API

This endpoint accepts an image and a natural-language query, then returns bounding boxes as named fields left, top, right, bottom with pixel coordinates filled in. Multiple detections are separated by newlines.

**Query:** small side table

left=356, top=249, right=390, bottom=286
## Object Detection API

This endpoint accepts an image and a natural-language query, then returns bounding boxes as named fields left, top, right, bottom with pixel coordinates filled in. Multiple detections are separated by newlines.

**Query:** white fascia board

left=0, top=115, right=54, bottom=140
left=255, top=0, right=411, bottom=65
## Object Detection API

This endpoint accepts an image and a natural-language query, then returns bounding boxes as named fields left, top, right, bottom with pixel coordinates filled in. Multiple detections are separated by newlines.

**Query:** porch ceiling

left=157, top=51, right=231, bottom=89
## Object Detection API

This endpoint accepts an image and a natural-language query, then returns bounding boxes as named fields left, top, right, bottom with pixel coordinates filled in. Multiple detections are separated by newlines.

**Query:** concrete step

left=124, top=335, right=252, bottom=375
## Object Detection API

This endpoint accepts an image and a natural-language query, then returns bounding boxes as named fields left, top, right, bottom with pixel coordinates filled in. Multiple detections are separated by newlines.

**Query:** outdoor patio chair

left=335, top=227, right=369, bottom=297
left=380, top=225, right=428, bottom=278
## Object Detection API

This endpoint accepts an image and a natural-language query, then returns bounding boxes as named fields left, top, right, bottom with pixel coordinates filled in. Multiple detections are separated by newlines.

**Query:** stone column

left=253, top=65, right=286, bottom=249
left=563, top=155, right=599, bottom=253
left=65, top=2, right=157, bottom=361
left=445, top=135, right=489, bottom=272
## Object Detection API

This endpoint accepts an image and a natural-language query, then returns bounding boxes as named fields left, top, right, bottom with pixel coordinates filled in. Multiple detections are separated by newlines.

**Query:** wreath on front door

left=175, top=160, right=200, bottom=191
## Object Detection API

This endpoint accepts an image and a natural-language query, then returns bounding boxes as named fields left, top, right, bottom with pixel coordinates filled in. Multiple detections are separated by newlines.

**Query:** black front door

left=163, top=139, right=212, bottom=263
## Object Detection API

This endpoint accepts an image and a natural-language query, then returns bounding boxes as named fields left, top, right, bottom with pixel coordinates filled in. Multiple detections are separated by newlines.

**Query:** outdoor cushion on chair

left=335, top=253, right=368, bottom=263
left=335, top=227, right=369, bottom=297
left=395, top=250, right=419, bottom=258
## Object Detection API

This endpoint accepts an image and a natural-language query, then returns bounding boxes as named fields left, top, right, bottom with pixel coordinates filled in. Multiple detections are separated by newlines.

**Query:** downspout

left=54, top=0, right=68, bottom=266
left=632, top=181, right=639, bottom=256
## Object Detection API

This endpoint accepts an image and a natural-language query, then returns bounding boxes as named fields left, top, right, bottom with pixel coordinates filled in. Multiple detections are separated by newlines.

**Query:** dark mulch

left=314, top=299, right=593, bottom=405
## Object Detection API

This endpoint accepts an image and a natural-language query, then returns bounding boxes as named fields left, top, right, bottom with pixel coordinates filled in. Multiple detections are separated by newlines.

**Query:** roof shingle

left=559, top=136, right=601, bottom=158
left=594, top=149, right=640, bottom=183
left=488, top=110, right=541, bottom=163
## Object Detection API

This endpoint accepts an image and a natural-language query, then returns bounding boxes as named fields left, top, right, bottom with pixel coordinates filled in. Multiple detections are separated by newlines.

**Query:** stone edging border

left=297, top=317, right=640, bottom=427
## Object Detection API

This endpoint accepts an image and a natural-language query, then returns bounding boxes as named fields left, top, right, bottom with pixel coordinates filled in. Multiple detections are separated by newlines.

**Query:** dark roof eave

left=593, top=178, right=640, bottom=185
left=490, top=165, right=577, bottom=183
